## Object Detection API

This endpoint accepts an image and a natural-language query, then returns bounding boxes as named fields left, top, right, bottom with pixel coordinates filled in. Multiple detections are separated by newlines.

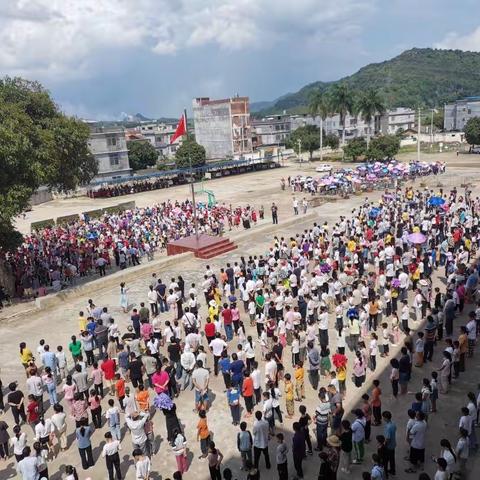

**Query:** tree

left=366, top=134, right=400, bottom=161
left=286, top=125, right=320, bottom=160
left=324, top=134, right=340, bottom=149
left=355, top=89, right=386, bottom=146
left=127, top=140, right=158, bottom=170
left=308, top=89, right=331, bottom=160
left=464, top=117, right=480, bottom=148
left=344, top=137, right=367, bottom=161
left=328, top=83, right=355, bottom=146
left=0, top=77, right=97, bottom=250
left=175, top=136, right=206, bottom=169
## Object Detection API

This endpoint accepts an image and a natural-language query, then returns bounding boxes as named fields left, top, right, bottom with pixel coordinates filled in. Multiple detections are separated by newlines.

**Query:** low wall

left=34, top=252, right=193, bottom=311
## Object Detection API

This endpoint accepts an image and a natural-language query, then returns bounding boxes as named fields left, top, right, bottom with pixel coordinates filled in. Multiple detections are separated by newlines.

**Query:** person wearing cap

left=325, top=435, right=341, bottom=477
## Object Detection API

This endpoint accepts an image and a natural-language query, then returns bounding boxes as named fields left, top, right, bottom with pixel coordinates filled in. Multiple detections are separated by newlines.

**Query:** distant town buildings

left=125, top=122, right=182, bottom=159
left=444, top=96, right=480, bottom=131
left=193, top=96, right=253, bottom=160
left=88, top=125, right=132, bottom=180
left=380, top=107, right=416, bottom=134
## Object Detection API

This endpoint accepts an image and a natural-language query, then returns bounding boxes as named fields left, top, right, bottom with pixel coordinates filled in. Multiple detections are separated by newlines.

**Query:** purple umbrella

left=407, top=232, right=426, bottom=244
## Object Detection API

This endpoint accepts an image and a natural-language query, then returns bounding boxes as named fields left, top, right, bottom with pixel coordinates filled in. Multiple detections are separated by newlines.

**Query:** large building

left=251, top=116, right=291, bottom=149
left=380, top=107, right=416, bottom=134
left=192, top=96, right=253, bottom=160
left=88, top=125, right=132, bottom=181
left=444, top=96, right=480, bottom=131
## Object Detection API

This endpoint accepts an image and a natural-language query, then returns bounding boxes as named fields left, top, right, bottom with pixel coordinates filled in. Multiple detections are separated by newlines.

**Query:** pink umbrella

left=407, top=232, right=426, bottom=244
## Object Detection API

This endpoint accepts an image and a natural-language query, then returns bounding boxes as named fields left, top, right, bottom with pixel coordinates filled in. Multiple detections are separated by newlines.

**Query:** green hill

left=258, top=48, right=480, bottom=115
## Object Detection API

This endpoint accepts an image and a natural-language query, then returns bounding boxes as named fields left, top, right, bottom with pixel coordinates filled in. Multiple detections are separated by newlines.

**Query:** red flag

left=170, top=114, right=186, bottom=144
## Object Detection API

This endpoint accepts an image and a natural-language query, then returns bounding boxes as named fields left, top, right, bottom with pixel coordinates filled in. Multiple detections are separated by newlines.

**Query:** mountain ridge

left=255, top=48, right=480, bottom=115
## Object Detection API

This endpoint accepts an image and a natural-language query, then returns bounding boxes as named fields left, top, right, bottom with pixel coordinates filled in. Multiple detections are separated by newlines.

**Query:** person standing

left=382, top=411, right=397, bottom=476
left=292, top=421, right=306, bottom=479
left=271, top=203, right=279, bottom=224
left=237, top=421, right=253, bottom=471
left=253, top=411, right=271, bottom=470
left=351, top=409, right=366, bottom=464
left=172, top=429, right=188, bottom=475
left=7, top=382, right=26, bottom=425
left=207, top=441, right=223, bottom=480
left=102, top=431, right=122, bottom=480
left=276, top=432, right=289, bottom=480
left=76, top=418, right=95, bottom=470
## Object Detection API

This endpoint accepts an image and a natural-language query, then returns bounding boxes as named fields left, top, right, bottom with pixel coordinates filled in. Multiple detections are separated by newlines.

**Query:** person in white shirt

left=180, top=347, right=196, bottom=391
left=51, top=403, right=68, bottom=450
left=209, top=335, right=228, bottom=376
left=147, top=286, right=158, bottom=317
left=125, top=411, right=150, bottom=454
left=133, top=448, right=151, bottom=480
left=253, top=411, right=271, bottom=468
left=102, top=431, right=122, bottom=479
left=16, top=446, right=38, bottom=479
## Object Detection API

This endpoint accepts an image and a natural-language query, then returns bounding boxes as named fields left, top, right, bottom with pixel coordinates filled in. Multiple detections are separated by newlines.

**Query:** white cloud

left=0, top=0, right=376, bottom=80
left=435, top=26, right=480, bottom=51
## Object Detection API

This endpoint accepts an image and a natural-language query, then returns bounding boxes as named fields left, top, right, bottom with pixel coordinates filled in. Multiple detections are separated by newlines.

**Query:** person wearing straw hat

left=325, top=435, right=341, bottom=478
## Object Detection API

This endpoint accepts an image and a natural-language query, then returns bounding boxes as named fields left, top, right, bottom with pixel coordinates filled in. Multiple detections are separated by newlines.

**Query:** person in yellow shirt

left=284, top=373, right=295, bottom=418
left=19, top=342, right=34, bottom=372
left=337, top=365, right=347, bottom=397
left=347, top=239, right=356, bottom=252
left=78, top=311, right=87, bottom=332
left=294, top=361, right=305, bottom=401
left=208, top=300, right=219, bottom=322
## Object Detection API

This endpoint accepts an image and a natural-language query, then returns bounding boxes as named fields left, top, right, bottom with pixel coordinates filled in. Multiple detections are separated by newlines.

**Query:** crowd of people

left=0, top=200, right=265, bottom=301
left=87, top=178, right=173, bottom=198
left=287, top=160, right=446, bottom=195
left=1, top=178, right=479, bottom=480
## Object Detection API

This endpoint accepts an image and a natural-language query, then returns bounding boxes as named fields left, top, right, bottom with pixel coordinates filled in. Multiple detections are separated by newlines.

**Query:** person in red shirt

left=371, top=379, right=382, bottom=426
left=27, top=394, right=39, bottom=431
left=222, top=303, right=233, bottom=341
left=242, top=371, right=254, bottom=417
left=101, top=358, right=116, bottom=393
left=204, top=318, right=216, bottom=345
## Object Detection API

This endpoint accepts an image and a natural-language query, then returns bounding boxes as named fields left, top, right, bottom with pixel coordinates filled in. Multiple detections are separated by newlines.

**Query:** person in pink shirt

left=88, top=389, right=102, bottom=428
left=89, top=361, right=104, bottom=397
left=62, top=375, right=77, bottom=413
left=141, top=320, right=153, bottom=342
left=152, top=366, right=169, bottom=394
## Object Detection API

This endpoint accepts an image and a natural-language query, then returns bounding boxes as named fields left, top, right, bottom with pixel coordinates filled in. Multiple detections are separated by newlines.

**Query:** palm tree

left=308, top=89, right=331, bottom=161
left=356, top=89, right=386, bottom=147
left=328, top=83, right=355, bottom=147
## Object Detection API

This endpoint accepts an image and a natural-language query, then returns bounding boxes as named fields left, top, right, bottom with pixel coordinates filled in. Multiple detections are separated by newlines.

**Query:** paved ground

left=2, top=152, right=480, bottom=479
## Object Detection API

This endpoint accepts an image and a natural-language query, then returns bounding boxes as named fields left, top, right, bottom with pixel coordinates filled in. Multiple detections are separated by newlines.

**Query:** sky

left=1, top=0, right=479, bottom=120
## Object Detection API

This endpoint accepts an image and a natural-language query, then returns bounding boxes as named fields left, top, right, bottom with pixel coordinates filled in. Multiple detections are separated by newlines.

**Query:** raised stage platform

left=166, top=234, right=237, bottom=259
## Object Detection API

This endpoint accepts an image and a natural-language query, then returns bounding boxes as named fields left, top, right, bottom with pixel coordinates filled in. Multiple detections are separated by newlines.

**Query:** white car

left=315, top=164, right=333, bottom=173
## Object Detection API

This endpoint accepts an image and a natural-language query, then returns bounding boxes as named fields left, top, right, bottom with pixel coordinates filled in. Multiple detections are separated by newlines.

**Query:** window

left=109, top=153, right=120, bottom=166
left=106, top=136, right=117, bottom=147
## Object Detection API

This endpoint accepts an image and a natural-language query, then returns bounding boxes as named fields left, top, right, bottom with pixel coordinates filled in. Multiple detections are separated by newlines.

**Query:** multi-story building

left=192, top=96, right=253, bottom=160
left=88, top=125, right=132, bottom=181
left=444, top=96, right=480, bottom=131
left=251, top=116, right=291, bottom=148
left=380, top=108, right=416, bottom=135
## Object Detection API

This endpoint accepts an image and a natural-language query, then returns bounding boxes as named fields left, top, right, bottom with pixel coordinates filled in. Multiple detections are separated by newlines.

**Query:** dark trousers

left=11, top=406, right=27, bottom=425
left=85, top=349, right=95, bottom=366
left=78, top=445, right=94, bottom=470
left=91, top=407, right=102, bottom=429
left=391, top=379, right=398, bottom=398
left=150, top=302, right=158, bottom=316
left=424, top=341, right=434, bottom=362
left=278, top=461, right=288, bottom=480
left=385, top=448, right=396, bottom=475
left=106, top=452, right=122, bottom=480
left=94, top=383, right=104, bottom=397
left=0, top=441, right=8, bottom=459
left=209, top=465, right=222, bottom=480
left=293, top=455, right=304, bottom=478
left=253, top=446, right=271, bottom=469
left=213, top=355, right=221, bottom=376
left=373, top=406, right=382, bottom=424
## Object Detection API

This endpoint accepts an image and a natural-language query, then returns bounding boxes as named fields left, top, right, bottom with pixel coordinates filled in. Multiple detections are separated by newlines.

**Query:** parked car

left=315, top=164, right=333, bottom=172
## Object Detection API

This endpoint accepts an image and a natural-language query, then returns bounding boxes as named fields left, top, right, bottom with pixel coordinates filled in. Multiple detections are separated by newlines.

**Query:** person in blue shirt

left=230, top=353, right=245, bottom=390
left=76, top=418, right=95, bottom=470
left=227, top=386, right=241, bottom=425
left=382, top=410, right=397, bottom=476
left=218, top=352, right=231, bottom=390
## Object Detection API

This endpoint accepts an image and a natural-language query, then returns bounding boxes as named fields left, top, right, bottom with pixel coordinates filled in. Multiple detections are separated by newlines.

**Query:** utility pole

left=417, top=107, right=421, bottom=163
left=430, top=108, right=434, bottom=146
left=184, top=108, right=199, bottom=240
left=320, top=116, right=323, bottom=162
left=297, top=139, right=302, bottom=162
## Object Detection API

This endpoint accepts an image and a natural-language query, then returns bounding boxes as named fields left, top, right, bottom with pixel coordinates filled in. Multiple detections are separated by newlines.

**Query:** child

left=337, top=364, right=347, bottom=397
left=106, top=398, right=121, bottom=440
left=371, top=380, right=382, bottom=426
left=369, top=333, right=378, bottom=371
left=320, top=346, right=331, bottom=378
left=361, top=394, right=372, bottom=442
left=452, top=341, right=460, bottom=378
left=380, top=323, right=390, bottom=357
left=196, top=410, right=210, bottom=458
left=375, top=435, right=388, bottom=476
left=414, top=332, right=425, bottom=367
left=133, top=448, right=151, bottom=480
left=329, top=371, right=340, bottom=393
left=284, top=373, right=294, bottom=418
left=411, top=392, right=423, bottom=413
left=391, top=313, right=400, bottom=346
left=339, top=420, right=352, bottom=474
left=90, top=361, right=104, bottom=398
left=136, top=385, right=150, bottom=412
left=430, top=372, right=438, bottom=413
left=294, top=361, right=305, bottom=401
left=26, top=394, right=40, bottom=433
left=114, top=373, right=125, bottom=411
left=56, top=346, right=67, bottom=380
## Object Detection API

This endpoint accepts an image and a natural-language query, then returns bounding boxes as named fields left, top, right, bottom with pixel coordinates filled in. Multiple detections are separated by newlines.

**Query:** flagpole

left=184, top=108, right=199, bottom=241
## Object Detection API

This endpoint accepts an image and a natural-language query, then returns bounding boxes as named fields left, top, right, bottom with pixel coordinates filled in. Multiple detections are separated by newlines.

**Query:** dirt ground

left=2, top=151, right=480, bottom=480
